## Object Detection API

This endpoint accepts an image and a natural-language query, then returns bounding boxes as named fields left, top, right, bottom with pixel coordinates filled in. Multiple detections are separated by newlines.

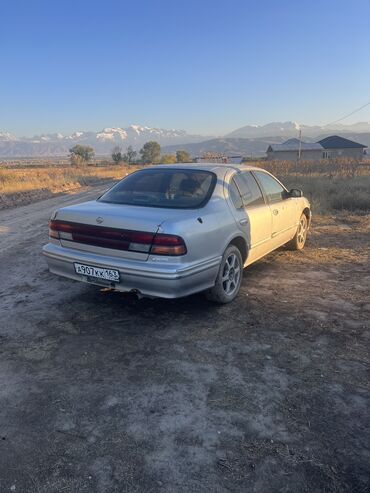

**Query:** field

left=1, top=158, right=370, bottom=213
left=0, top=164, right=140, bottom=209
left=257, top=159, right=370, bottom=214
left=0, top=186, right=369, bottom=492
left=0, top=159, right=369, bottom=491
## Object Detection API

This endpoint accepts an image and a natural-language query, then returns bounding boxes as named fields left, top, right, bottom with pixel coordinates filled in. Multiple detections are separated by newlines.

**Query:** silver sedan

left=43, top=164, right=311, bottom=303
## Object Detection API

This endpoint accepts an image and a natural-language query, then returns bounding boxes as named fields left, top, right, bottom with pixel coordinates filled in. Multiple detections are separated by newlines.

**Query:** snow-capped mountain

left=0, top=125, right=209, bottom=157
left=94, top=125, right=191, bottom=143
left=0, top=132, right=17, bottom=142
left=0, top=121, right=369, bottom=158
left=325, top=122, right=370, bottom=133
left=227, top=121, right=299, bottom=139
left=226, top=121, right=370, bottom=139
left=96, top=128, right=128, bottom=141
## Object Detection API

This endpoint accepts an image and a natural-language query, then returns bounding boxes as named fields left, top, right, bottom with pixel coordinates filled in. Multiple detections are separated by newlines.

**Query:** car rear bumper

left=42, top=243, right=221, bottom=299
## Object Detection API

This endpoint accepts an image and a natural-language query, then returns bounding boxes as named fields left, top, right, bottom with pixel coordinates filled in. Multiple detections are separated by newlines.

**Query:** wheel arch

left=228, top=235, right=248, bottom=264
left=302, top=207, right=311, bottom=227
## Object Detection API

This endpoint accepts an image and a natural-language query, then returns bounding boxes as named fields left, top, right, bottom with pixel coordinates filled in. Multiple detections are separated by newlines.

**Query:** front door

left=252, top=170, right=296, bottom=247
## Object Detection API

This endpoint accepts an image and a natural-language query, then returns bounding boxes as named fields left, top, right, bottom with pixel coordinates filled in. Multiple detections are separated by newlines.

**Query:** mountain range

left=0, top=125, right=209, bottom=158
left=225, top=121, right=370, bottom=139
left=0, top=121, right=369, bottom=158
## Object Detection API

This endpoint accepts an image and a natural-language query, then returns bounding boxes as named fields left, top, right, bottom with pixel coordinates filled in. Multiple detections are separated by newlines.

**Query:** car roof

left=150, top=162, right=263, bottom=173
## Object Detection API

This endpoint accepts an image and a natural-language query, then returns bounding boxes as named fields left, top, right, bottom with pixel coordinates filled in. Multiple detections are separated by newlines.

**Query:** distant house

left=226, top=155, right=244, bottom=164
left=318, top=135, right=367, bottom=160
left=267, top=135, right=367, bottom=161
left=195, top=153, right=243, bottom=164
left=266, top=138, right=323, bottom=161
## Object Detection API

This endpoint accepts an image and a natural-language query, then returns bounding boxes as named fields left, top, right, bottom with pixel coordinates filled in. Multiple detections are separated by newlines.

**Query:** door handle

left=239, top=218, right=248, bottom=225
left=272, top=209, right=279, bottom=215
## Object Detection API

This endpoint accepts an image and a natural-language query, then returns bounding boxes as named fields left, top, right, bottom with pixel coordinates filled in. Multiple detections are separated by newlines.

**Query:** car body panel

left=43, top=242, right=221, bottom=298
left=251, top=169, right=310, bottom=250
left=224, top=169, right=273, bottom=264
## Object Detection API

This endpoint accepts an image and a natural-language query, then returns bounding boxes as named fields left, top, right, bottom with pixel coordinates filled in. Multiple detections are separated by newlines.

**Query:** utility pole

left=298, top=128, right=302, bottom=162
left=296, top=127, right=302, bottom=174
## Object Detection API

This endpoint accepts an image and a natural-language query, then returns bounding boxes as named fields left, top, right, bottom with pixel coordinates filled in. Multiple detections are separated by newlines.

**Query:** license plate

left=74, top=263, right=120, bottom=282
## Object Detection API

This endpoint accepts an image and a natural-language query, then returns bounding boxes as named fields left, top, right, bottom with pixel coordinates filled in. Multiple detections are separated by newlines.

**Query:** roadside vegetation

left=257, top=159, right=370, bottom=214
left=110, top=142, right=191, bottom=166
left=69, top=144, right=95, bottom=166
left=1, top=144, right=369, bottom=213
left=0, top=164, right=140, bottom=209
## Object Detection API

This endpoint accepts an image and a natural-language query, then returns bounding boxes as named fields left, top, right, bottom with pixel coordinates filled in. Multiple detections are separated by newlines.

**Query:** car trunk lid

left=53, top=200, right=166, bottom=261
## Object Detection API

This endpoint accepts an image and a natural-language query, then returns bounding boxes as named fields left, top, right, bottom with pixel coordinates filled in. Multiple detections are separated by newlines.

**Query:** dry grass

left=256, top=158, right=369, bottom=178
left=282, top=175, right=370, bottom=214
left=0, top=164, right=140, bottom=194
left=1, top=159, right=369, bottom=214
left=254, top=159, right=370, bottom=214
left=0, top=164, right=141, bottom=209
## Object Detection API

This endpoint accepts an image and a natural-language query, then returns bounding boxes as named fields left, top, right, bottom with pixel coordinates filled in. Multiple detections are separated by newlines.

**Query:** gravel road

left=0, top=186, right=369, bottom=492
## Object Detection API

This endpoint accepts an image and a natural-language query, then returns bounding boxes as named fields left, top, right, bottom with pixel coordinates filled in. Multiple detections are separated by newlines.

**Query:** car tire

left=287, top=213, right=308, bottom=250
left=205, top=245, right=243, bottom=304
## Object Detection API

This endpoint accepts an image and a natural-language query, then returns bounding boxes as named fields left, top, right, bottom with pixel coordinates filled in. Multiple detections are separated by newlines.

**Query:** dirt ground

left=0, top=185, right=369, bottom=493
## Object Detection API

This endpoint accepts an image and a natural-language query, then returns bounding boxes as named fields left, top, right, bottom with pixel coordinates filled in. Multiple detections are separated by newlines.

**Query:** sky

left=1, top=0, right=369, bottom=137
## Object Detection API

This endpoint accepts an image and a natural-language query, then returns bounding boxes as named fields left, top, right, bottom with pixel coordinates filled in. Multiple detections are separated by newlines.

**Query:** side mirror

left=289, top=188, right=303, bottom=198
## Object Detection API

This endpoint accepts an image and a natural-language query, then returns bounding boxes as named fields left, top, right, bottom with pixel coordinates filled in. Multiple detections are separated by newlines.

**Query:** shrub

left=161, top=154, right=177, bottom=164
left=69, top=145, right=95, bottom=166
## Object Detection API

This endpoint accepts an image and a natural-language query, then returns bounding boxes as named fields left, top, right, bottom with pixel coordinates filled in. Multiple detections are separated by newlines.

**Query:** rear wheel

left=287, top=213, right=308, bottom=250
left=205, top=245, right=243, bottom=304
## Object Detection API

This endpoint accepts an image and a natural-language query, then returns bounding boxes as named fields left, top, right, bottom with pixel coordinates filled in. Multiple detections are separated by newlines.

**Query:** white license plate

left=74, top=263, right=120, bottom=282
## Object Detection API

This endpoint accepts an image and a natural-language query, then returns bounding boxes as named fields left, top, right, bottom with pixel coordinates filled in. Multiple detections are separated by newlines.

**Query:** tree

left=123, top=145, right=137, bottom=164
left=176, top=150, right=192, bottom=163
left=111, top=146, right=123, bottom=164
left=161, top=154, right=177, bottom=164
left=69, top=145, right=95, bottom=166
left=139, top=141, right=161, bottom=164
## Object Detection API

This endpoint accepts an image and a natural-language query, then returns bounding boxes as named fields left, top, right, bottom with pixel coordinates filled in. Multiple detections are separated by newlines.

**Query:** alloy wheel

left=222, top=253, right=241, bottom=295
left=297, top=216, right=307, bottom=246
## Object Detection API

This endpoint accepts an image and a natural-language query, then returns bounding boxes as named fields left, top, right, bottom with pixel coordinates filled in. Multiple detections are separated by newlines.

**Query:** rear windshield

left=98, top=169, right=216, bottom=209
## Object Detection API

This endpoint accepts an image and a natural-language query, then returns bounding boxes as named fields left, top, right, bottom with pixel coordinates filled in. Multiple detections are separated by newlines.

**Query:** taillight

left=48, top=220, right=187, bottom=256
left=49, top=220, right=61, bottom=239
left=150, top=234, right=187, bottom=256
left=49, top=220, right=74, bottom=240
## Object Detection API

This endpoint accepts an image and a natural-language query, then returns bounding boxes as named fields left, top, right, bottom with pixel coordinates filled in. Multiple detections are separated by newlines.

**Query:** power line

left=326, top=101, right=370, bottom=126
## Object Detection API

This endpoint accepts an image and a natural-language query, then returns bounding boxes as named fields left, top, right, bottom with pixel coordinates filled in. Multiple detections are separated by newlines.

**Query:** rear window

left=98, top=168, right=216, bottom=209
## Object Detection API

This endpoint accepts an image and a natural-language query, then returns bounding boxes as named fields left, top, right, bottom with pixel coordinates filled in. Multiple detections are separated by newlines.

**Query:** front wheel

left=287, top=213, right=308, bottom=250
left=205, top=245, right=243, bottom=304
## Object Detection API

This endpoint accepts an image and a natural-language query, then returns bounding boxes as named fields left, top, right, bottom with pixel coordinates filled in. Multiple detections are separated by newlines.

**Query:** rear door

left=229, top=171, right=272, bottom=264
left=252, top=170, right=296, bottom=246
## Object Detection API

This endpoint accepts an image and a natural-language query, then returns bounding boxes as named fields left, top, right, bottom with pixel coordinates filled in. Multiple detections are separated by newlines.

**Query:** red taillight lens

left=49, top=220, right=61, bottom=239
left=48, top=220, right=187, bottom=256
left=150, top=234, right=187, bottom=256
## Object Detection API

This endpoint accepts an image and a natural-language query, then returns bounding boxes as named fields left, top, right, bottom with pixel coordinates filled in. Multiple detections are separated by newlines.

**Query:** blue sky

left=1, top=0, right=369, bottom=136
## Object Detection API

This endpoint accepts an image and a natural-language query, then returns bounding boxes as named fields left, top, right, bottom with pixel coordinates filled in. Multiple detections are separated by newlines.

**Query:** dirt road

left=0, top=187, right=369, bottom=492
